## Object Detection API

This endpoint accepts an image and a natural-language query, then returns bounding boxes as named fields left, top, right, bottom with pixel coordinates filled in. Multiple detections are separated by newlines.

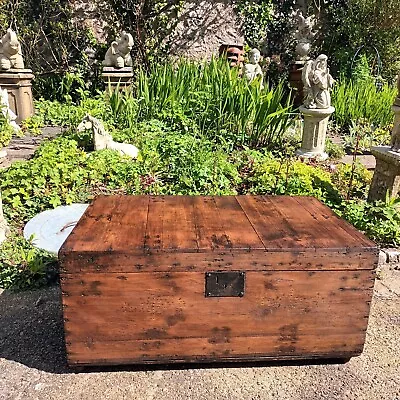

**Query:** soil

left=0, top=263, right=399, bottom=400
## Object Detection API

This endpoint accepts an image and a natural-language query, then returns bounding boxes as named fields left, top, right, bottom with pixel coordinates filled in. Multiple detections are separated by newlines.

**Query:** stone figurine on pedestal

left=0, top=28, right=24, bottom=70
left=0, top=190, right=9, bottom=244
left=0, top=28, right=34, bottom=122
left=102, top=32, right=134, bottom=90
left=368, top=73, right=400, bottom=201
left=243, top=48, right=264, bottom=88
left=289, top=11, right=317, bottom=107
left=296, top=54, right=335, bottom=161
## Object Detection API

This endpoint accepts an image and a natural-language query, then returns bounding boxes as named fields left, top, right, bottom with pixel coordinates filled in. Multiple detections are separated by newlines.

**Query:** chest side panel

left=61, top=269, right=375, bottom=365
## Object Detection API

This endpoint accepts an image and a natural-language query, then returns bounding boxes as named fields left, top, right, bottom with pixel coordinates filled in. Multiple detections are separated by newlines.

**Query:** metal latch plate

left=205, top=271, right=245, bottom=297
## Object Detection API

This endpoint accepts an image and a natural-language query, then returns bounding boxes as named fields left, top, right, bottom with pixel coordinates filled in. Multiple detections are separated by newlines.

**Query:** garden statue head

left=0, top=28, right=25, bottom=70
left=249, top=48, right=261, bottom=65
left=244, top=48, right=264, bottom=88
left=103, top=31, right=134, bottom=68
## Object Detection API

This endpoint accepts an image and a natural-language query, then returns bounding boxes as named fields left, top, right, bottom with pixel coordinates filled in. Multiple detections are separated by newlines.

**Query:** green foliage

left=34, top=97, right=109, bottom=127
left=342, top=121, right=392, bottom=153
left=133, top=58, right=294, bottom=150
left=0, top=232, right=57, bottom=291
left=240, top=153, right=342, bottom=207
left=331, top=162, right=372, bottom=200
left=318, top=0, right=400, bottom=80
left=0, top=117, right=14, bottom=149
left=332, top=78, right=396, bottom=129
left=342, top=197, right=400, bottom=246
left=235, top=0, right=274, bottom=48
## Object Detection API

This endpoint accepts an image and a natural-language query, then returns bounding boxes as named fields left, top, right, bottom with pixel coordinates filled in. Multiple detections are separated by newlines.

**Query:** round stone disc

left=24, top=204, right=89, bottom=255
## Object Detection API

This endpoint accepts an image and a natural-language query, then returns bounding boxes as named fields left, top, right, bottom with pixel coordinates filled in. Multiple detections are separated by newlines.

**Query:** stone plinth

left=368, top=146, right=400, bottom=201
left=0, top=69, right=35, bottom=123
left=296, top=106, right=335, bottom=161
left=101, top=67, right=133, bottom=91
left=289, top=61, right=305, bottom=107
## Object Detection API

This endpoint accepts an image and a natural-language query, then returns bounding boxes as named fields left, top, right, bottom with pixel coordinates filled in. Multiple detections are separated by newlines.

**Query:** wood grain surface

left=60, top=195, right=378, bottom=366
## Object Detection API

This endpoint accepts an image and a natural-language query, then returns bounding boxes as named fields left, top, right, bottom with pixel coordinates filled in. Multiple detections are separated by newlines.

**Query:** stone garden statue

left=302, top=54, right=335, bottom=109
left=0, top=28, right=24, bottom=70
left=103, top=32, right=134, bottom=68
left=0, top=86, right=21, bottom=133
left=294, top=10, right=316, bottom=61
left=243, top=48, right=264, bottom=88
left=0, top=190, right=9, bottom=244
left=390, top=73, right=400, bottom=152
left=77, top=114, right=139, bottom=158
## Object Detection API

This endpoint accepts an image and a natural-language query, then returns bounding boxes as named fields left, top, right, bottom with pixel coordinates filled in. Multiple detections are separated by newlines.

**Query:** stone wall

left=166, top=0, right=244, bottom=59
left=71, top=0, right=244, bottom=58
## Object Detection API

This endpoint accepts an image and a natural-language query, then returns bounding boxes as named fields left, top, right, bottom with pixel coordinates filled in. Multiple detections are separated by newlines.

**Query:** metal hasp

left=205, top=271, right=245, bottom=297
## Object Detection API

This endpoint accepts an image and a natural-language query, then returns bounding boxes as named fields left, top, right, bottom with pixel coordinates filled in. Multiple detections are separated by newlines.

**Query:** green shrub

left=242, top=154, right=342, bottom=207
left=0, top=232, right=57, bottom=291
left=331, top=162, right=372, bottom=200
left=342, top=197, right=400, bottom=246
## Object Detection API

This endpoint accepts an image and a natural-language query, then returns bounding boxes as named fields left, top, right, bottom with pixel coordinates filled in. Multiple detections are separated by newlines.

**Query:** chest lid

left=60, top=195, right=376, bottom=257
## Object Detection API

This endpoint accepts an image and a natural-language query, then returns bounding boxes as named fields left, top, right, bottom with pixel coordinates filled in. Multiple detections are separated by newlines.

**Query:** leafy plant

left=332, top=78, right=396, bottom=130
left=240, top=152, right=342, bottom=207
left=342, top=196, right=400, bottom=246
left=133, top=58, right=294, bottom=151
left=0, top=232, right=57, bottom=291
left=331, top=162, right=372, bottom=200
left=341, top=120, right=392, bottom=153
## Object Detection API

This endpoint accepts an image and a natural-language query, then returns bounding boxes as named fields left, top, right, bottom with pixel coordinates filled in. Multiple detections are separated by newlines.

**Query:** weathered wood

left=60, top=195, right=378, bottom=366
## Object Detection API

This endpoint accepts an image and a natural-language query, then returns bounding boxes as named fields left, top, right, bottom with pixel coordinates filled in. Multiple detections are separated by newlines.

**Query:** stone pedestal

left=296, top=106, right=335, bottom=161
left=368, top=147, right=400, bottom=202
left=0, top=69, right=35, bottom=123
left=101, top=67, right=133, bottom=91
left=289, top=61, right=305, bottom=107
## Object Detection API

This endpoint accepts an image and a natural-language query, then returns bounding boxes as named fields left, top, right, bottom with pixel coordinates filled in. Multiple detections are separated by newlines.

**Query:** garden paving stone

left=0, top=263, right=399, bottom=400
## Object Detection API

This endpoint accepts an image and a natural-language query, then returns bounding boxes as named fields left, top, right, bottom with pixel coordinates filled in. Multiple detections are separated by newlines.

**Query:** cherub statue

left=302, top=54, right=335, bottom=109
left=0, top=87, right=21, bottom=133
left=243, top=48, right=264, bottom=88
left=0, top=28, right=24, bottom=71
left=294, top=10, right=316, bottom=61
left=103, top=32, right=134, bottom=68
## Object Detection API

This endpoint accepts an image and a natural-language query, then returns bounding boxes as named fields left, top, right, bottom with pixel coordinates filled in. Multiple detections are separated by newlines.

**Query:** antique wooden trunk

left=59, top=195, right=378, bottom=366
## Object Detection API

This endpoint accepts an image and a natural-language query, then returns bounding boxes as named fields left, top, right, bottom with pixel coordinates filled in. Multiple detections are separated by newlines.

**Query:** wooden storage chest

left=59, top=195, right=378, bottom=366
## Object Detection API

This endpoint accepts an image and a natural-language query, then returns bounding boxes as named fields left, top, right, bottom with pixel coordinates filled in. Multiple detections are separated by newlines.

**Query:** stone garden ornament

left=243, top=48, right=264, bottom=88
left=296, top=54, right=335, bottom=161
left=0, top=86, right=21, bottom=133
left=302, top=54, right=335, bottom=109
left=0, top=190, right=9, bottom=244
left=103, top=32, right=134, bottom=68
left=368, top=72, right=400, bottom=201
left=77, top=114, right=139, bottom=159
left=294, top=10, right=316, bottom=61
left=0, top=28, right=24, bottom=70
